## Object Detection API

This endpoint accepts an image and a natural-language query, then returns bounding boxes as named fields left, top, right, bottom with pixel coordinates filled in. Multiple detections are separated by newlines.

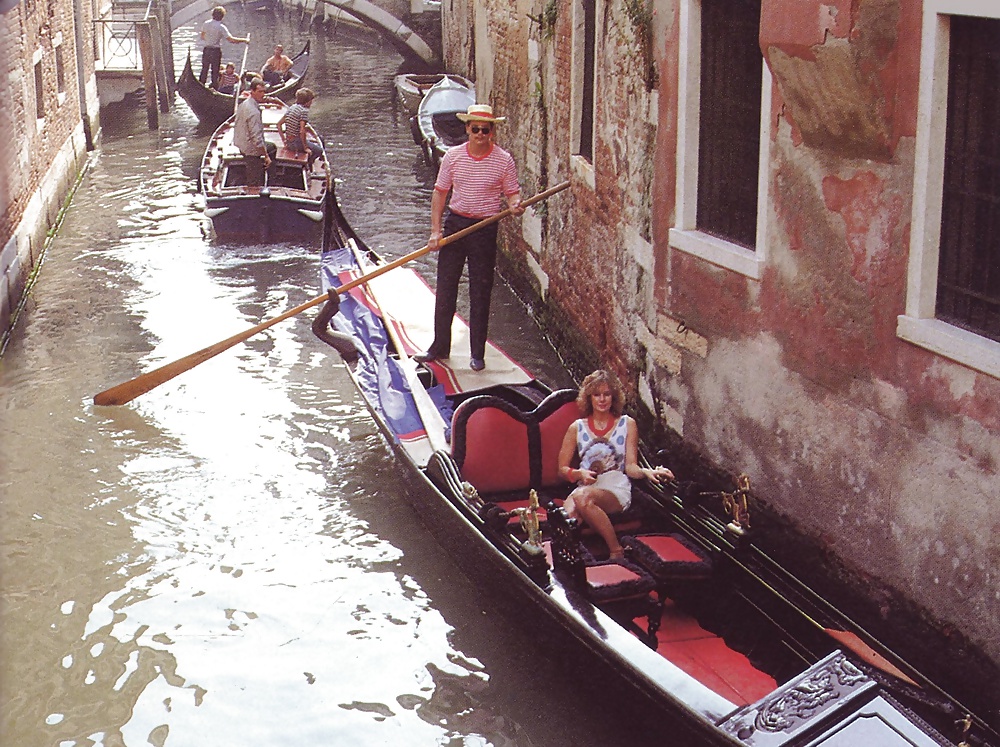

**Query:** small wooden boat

left=177, top=41, right=310, bottom=129
left=310, top=209, right=999, bottom=747
left=199, top=98, right=329, bottom=242
left=409, top=75, right=475, bottom=167
left=394, top=72, right=473, bottom=116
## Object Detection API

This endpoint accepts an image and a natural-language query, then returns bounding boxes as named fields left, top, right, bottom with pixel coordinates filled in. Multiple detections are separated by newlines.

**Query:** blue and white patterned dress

left=574, top=415, right=632, bottom=509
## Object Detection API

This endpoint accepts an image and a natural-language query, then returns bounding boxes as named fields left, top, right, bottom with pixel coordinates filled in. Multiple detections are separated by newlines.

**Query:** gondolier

left=415, top=104, right=524, bottom=372
left=199, top=6, right=248, bottom=88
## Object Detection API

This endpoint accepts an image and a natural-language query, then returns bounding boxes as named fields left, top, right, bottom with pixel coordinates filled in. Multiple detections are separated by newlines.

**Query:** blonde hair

left=295, top=88, right=315, bottom=104
left=576, top=370, right=624, bottom=418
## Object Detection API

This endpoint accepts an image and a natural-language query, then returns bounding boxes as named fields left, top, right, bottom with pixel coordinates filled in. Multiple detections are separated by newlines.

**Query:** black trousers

left=200, top=46, right=222, bottom=86
left=428, top=211, right=499, bottom=361
left=242, top=142, right=278, bottom=187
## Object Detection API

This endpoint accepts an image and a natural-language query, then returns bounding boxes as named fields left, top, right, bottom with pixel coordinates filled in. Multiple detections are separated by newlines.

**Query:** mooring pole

left=136, top=21, right=159, bottom=129
left=147, top=14, right=170, bottom=113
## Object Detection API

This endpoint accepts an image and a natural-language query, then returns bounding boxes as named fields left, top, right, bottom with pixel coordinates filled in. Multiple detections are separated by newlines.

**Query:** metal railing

left=92, top=0, right=155, bottom=71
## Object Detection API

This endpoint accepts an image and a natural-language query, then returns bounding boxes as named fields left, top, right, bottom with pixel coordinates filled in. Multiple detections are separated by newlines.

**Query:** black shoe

left=414, top=351, right=443, bottom=364
left=470, top=357, right=485, bottom=371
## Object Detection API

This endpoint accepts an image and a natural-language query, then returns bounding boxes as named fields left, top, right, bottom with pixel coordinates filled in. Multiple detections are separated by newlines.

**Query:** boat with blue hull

left=310, top=199, right=999, bottom=747
left=199, top=98, right=329, bottom=243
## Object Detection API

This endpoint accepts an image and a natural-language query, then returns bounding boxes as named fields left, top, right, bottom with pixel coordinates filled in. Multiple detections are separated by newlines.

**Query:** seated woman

left=557, top=370, right=673, bottom=560
left=216, top=63, right=239, bottom=94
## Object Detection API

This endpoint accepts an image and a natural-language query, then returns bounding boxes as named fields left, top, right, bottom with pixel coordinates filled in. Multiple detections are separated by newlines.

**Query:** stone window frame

left=899, top=0, right=1000, bottom=380
left=669, top=0, right=772, bottom=281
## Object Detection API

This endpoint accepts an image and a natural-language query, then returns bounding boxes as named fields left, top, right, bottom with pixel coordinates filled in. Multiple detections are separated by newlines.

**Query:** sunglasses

left=469, top=125, right=492, bottom=134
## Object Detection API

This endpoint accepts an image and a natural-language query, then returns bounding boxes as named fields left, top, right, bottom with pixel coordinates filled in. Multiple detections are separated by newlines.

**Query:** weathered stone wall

left=657, top=0, right=1000, bottom=693
left=444, top=0, right=1000, bottom=708
left=0, top=0, right=98, bottom=345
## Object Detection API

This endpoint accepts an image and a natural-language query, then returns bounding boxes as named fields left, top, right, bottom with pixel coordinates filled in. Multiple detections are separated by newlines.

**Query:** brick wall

left=0, top=0, right=97, bottom=346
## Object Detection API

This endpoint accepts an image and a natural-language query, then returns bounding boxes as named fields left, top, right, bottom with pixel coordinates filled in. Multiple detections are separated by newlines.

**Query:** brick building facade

left=443, top=0, right=1000, bottom=712
left=0, top=0, right=99, bottom=348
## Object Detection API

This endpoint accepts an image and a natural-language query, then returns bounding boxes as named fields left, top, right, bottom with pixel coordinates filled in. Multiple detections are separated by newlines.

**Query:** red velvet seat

left=450, top=389, right=579, bottom=496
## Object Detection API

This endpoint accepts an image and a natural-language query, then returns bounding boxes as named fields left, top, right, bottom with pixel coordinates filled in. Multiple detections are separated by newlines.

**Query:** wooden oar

left=93, top=180, right=571, bottom=406
left=234, top=34, right=250, bottom=114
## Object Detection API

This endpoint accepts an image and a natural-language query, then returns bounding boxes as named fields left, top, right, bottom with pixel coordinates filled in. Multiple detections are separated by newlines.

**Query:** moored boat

left=394, top=72, right=474, bottom=116
left=199, top=98, right=329, bottom=243
left=409, top=75, right=475, bottom=167
left=310, top=204, right=999, bottom=747
left=177, top=41, right=310, bottom=129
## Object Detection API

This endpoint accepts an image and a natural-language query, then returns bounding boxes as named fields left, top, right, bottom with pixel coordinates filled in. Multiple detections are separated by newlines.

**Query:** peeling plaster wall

left=444, top=0, right=1000, bottom=691
left=658, top=0, right=1000, bottom=676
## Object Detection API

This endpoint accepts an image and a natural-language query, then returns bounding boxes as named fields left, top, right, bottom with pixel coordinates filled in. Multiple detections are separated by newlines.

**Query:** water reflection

left=1, top=7, right=614, bottom=747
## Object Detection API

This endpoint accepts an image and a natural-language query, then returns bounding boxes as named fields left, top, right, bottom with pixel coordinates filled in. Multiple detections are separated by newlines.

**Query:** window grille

left=938, top=15, right=1000, bottom=342
left=697, top=0, right=762, bottom=249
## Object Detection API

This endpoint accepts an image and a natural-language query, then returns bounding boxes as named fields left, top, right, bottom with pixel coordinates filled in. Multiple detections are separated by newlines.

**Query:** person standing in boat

left=233, top=78, right=275, bottom=194
left=199, top=6, right=248, bottom=88
left=260, top=45, right=294, bottom=87
left=414, top=104, right=523, bottom=372
left=558, top=370, right=674, bottom=560
left=277, top=88, right=323, bottom=169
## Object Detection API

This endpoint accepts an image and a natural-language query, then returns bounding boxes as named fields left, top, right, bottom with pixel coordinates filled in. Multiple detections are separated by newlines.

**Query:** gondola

left=409, top=75, right=475, bottom=167
left=177, top=41, right=310, bottom=129
left=199, top=98, right=329, bottom=242
left=394, top=72, right=474, bottom=116
left=310, top=205, right=999, bottom=747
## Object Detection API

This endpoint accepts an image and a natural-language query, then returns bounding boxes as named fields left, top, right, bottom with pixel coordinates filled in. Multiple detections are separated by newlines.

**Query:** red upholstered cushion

left=637, top=535, right=705, bottom=564
left=584, top=564, right=646, bottom=589
left=538, top=402, right=581, bottom=487
left=459, top=408, right=531, bottom=493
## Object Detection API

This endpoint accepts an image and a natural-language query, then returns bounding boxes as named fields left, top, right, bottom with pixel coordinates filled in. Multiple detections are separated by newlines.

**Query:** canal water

left=0, top=7, right=660, bottom=747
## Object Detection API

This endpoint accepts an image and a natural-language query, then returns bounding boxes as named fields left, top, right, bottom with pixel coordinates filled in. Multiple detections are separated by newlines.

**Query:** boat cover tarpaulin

left=320, top=247, right=532, bottom=464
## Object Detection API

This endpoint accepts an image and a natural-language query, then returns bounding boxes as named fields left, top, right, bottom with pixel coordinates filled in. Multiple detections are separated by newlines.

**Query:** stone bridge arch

left=171, top=0, right=439, bottom=67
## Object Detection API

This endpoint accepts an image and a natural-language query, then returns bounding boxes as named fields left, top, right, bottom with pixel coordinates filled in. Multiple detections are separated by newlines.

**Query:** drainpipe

left=72, top=0, right=94, bottom=150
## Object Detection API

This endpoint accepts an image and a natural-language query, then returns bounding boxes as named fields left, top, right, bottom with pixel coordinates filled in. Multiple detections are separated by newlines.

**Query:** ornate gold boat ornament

left=722, top=473, right=752, bottom=536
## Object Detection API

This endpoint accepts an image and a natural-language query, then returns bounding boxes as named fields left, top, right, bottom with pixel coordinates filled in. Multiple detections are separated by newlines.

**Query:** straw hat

left=456, top=104, right=506, bottom=123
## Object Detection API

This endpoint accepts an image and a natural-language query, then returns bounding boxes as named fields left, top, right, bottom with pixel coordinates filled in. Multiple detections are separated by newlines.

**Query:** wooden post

left=160, top=0, right=176, bottom=93
left=136, top=22, right=158, bottom=129
left=146, top=14, right=170, bottom=112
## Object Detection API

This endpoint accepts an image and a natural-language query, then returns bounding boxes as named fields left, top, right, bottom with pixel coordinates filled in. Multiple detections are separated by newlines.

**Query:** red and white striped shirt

left=434, top=143, right=520, bottom=218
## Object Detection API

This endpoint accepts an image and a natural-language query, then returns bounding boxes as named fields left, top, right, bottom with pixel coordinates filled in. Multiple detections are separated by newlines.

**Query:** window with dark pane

left=578, top=0, right=596, bottom=162
left=697, top=0, right=762, bottom=249
left=938, top=15, right=1000, bottom=342
left=34, top=61, right=44, bottom=118
left=56, top=45, right=66, bottom=95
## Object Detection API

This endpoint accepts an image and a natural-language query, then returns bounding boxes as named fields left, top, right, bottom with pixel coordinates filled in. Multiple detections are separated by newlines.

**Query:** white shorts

left=573, top=470, right=632, bottom=511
